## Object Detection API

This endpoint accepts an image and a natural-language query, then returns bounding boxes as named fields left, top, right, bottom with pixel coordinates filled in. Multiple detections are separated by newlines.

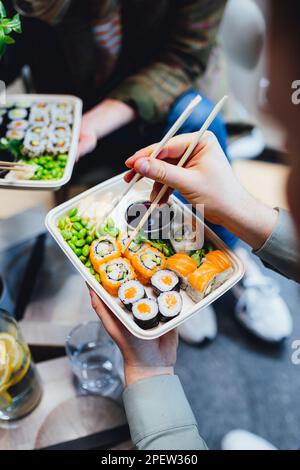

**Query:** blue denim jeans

left=165, top=90, right=238, bottom=249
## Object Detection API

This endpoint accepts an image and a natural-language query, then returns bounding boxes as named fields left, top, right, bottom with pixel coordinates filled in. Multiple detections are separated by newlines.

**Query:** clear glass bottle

left=0, top=310, right=42, bottom=420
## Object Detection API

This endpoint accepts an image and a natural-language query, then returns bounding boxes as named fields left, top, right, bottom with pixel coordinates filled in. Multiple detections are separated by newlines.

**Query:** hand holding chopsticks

left=122, top=95, right=228, bottom=253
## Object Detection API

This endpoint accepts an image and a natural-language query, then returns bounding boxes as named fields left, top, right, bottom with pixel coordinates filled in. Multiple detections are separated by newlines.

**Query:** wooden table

left=0, top=357, right=131, bottom=450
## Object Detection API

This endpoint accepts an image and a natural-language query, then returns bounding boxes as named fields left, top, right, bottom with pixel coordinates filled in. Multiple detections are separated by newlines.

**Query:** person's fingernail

left=136, top=158, right=150, bottom=175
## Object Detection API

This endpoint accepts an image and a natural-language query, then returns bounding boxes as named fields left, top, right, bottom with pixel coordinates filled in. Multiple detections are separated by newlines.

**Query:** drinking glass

left=0, top=310, right=42, bottom=421
left=65, top=321, right=123, bottom=396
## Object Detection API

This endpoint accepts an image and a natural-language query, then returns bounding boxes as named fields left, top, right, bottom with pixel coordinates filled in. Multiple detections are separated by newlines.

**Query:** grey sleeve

left=123, top=375, right=208, bottom=450
left=254, top=208, right=300, bottom=282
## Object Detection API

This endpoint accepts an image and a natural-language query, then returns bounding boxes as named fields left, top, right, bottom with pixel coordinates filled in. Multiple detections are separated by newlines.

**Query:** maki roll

left=165, top=254, right=197, bottom=289
left=6, top=130, right=25, bottom=141
left=131, top=247, right=166, bottom=285
left=8, top=108, right=28, bottom=120
left=158, top=291, right=182, bottom=323
left=32, top=102, right=49, bottom=113
left=52, top=103, right=73, bottom=115
left=26, top=125, right=47, bottom=138
left=49, top=123, right=71, bottom=139
left=22, top=136, right=46, bottom=157
left=8, top=119, right=29, bottom=131
left=171, top=224, right=199, bottom=254
left=99, top=257, right=135, bottom=296
left=29, top=112, right=50, bottom=127
left=186, top=250, right=233, bottom=303
left=90, top=236, right=121, bottom=272
left=118, top=280, right=146, bottom=311
left=52, top=112, right=72, bottom=126
left=132, top=298, right=159, bottom=330
left=46, top=137, right=70, bottom=155
left=151, top=269, right=180, bottom=295
left=118, top=232, right=147, bottom=261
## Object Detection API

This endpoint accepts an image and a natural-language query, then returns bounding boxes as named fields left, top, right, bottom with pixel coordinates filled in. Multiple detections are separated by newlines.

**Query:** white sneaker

left=178, top=305, right=217, bottom=345
left=221, top=430, right=277, bottom=450
left=234, top=248, right=293, bottom=342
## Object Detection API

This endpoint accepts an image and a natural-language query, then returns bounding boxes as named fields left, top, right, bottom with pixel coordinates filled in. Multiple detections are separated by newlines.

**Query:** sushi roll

left=131, top=247, right=166, bottom=285
left=118, top=232, right=148, bottom=261
left=151, top=269, right=180, bottom=295
left=99, top=257, right=135, bottom=296
left=52, top=103, right=73, bottom=115
left=118, top=280, right=146, bottom=311
left=171, top=224, right=199, bottom=254
left=8, top=119, right=29, bottom=131
left=132, top=298, right=159, bottom=330
left=29, top=112, right=50, bottom=127
left=186, top=251, right=233, bottom=303
left=46, top=137, right=70, bottom=155
left=90, top=236, right=121, bottom=272
left=26, top=125, right=47, bottom=138
left=6, top=130, right=25, bottom=141
left=22, top=136, right=46, bottom=158
left=158, top=291, right=182, bottom=323
left=52, top=112, right=72, bottom=126
left=31, top=102, right=49, bottom=113
left=165, top=254, right=197, bottom=289
left=49, top=123, right=71, bottom=139
left=8, top=108, right=28, bottom=120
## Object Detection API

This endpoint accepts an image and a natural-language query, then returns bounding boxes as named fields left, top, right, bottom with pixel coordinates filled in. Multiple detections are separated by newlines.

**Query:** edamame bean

left=69, top=208, right=78, bottom=218
left=107, top=217, right=114, bottom=229
left=73, top=222, right=83, bottom=232
left=68, top=242, right=76, bottom=251
left=94, top=274, right=100, bottom=282
left=70, top=215, right=81, bottom=223
left=79, top=256, right=87, bottom=263
left=81, top=219, right=88, bottom=227
left=75, top=239, right=85, bottom=248
left=90, top=267, right=96, bottom=275
left=82, top=245, right=90, bottom=257
left=85, top=260, right=92, bottom=268
left=62, top=230, right=72, bottom=240
left=86, top=236, right=93, bottom=245
left=79, top=228, right=87, bottom=238
left=75, top=248, right=82, bottom=257
left=58, top=218, right=65, bottom=230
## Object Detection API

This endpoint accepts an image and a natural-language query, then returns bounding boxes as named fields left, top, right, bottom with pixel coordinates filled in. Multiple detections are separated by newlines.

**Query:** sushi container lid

left=46, top=174, right=245, bottom=340
left=0, top=94, right=82, bottom=191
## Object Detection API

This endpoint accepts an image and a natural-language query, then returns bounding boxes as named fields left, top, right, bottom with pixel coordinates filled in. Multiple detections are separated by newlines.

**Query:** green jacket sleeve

left=109, top=0, right=227, bottom=123
left=123, top=375, right=208, bottom=450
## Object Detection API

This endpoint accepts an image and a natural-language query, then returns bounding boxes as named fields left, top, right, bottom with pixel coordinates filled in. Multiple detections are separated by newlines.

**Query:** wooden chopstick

left=99, top=95, right=202, bottom=225
left=122, top=95, right=228, bottom=253
left=0, top=165, right=27, bottom=171
left=0, top=160, right=27, bottom=167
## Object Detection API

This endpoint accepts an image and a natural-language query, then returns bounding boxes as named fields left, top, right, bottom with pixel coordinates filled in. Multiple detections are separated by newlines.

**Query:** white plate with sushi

left=0, top=94, right=82, bottom=190
left=46, top=174, right=244, bottom=340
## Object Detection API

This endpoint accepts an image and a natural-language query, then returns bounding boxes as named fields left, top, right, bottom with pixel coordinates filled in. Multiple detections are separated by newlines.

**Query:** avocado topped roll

left=99, top=258, right=135, bottom=296
left=118, top=280, right=146, bottom=311
left=118, top=232, right=148, bottom=261
left=158, top=291, right=182, bottom=323
left=131, top=247, right=166, bottom=285
left=151, top=269, right=180, bottom=295
left=90, top=236, right=121, bottom=272
left=132, top=298, right=159, bottom=330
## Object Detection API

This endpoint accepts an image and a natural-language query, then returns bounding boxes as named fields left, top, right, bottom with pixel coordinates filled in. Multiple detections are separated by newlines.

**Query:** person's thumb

left=134, top=157, right=188, bottom=190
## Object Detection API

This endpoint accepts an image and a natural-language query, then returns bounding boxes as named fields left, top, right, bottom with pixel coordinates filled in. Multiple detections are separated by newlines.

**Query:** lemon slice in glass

left=0, top=333, right=24, bottom=372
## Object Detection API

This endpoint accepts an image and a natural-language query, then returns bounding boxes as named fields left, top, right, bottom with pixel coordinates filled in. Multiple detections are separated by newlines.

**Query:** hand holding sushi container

left=46, top=174, right=244, bottom=340
left=0, top=94, right=82, bottom=190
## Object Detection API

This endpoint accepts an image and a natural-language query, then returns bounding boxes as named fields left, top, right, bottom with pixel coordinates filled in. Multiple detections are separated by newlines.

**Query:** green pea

left=90, top=267, right=96, bottom=276
left=68, top=208, right=78, bottom=218
left=79, top=228, right=87, bottom=239
left=94, top=274, right=100, bottom=282
left=85, top=260, right=92, bottom=268
left=79, top=255, right=87, bottom=263
left=73, top=222, right=83, bottom=232
left=75, top=239, right=85, bottom=248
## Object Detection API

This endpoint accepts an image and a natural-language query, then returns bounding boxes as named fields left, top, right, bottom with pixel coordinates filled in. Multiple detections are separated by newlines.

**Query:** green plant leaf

left=0, top=2, right=7, bottom=20
left=4, top=35, right=14, bottom=44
